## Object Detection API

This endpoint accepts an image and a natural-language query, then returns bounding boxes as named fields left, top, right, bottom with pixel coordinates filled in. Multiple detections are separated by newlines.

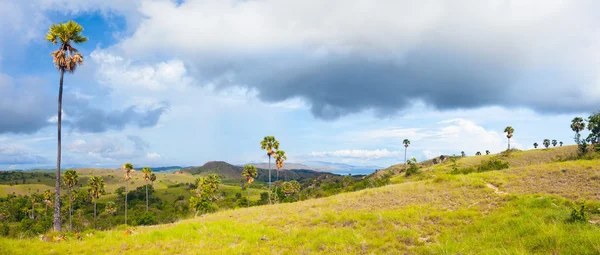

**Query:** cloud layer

left=104, top=0, right=600, bottom=120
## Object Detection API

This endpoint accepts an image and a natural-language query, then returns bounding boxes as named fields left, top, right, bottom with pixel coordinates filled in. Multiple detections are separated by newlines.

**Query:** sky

left=0, top=0, right=598, bottom=170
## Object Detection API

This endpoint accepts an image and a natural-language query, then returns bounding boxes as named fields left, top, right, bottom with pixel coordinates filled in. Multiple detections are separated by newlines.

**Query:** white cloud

left=146, top=152, right=161, bottom=160
left=310, top=149, right=401, bottom=160
left=91, top=51, right=193, bottom=92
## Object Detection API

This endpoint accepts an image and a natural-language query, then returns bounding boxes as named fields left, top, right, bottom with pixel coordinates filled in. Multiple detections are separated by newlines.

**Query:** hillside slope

left=3, top=155, right=600, bottom=254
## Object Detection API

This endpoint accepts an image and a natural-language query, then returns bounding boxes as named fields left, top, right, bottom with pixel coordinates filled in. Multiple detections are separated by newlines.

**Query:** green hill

left=2, top=146, right=600, bottom=254
left=181, top=161, right=331, bottom=182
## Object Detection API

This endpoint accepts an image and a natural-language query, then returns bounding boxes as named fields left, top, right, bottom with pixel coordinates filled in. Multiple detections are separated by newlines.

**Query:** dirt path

left=485, top=182, right=507, bottom=195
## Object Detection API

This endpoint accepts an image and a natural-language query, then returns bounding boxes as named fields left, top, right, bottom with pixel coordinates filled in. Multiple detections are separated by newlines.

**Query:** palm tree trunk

left=404, top=147, right=407, bottom=172
left=145, top=181, right=149, bottom=212
left=93, top=199, right=97, bottom=223
left=69, top=188, right=72, bottom=231
left=508, top=138, right=510, bottom=150
left=247, top=184, right=250, bottom=208
left=125, top=181, right=128, bottom=225
left=54, top=68, right=64, bottom=232
left=268, top=156, right=272, bottom=205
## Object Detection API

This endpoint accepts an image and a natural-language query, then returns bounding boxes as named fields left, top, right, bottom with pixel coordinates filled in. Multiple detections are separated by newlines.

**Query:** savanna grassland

left=2, top=145, right=599, bottom=254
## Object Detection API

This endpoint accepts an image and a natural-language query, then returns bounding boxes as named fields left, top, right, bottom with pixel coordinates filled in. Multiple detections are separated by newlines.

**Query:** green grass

left=2, top=146, right=599, bottom=254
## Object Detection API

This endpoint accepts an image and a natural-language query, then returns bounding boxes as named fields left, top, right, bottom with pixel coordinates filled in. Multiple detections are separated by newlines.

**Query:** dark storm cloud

left=191, top=45, right=595, bottom=120
left=64, top=95, right=169, bottom=133
left=0, top=75, right=55, bottom=133
left=252, top=49, right=513, bottom=120
left=0, top=74, right=169, bottom=134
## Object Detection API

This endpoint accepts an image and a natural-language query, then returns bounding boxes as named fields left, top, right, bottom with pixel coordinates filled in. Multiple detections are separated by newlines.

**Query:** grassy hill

left=2, top=145, right=600, bottom=254
left=181, top=161, right=331, bottom=182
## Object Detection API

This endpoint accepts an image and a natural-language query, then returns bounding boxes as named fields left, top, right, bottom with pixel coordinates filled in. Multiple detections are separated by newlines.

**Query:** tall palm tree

left=260, top=136, right=279, bottom=204
left=485, top=150, right=490, bottom=155
left=552, top=140, right=557, bottom=147
left=403, top=139, right=410, bottom=171
left=241, top=164, right=258, bottom=207
left=43, top=190, right=52, bottom=218
left=533, top=142, right=538, bottom=149
left=122, top=163, right=134, bottom=225
left=559, top=141, right=563, bottom=146
left=543, top=139, right=551, bottom=149
left=141, top=167, right=153, bottom=212
left=571, top=117, right=586, bottom=143
left=88, top=176, right=105, bottom=223
left=461, top=151, right=466, bottom=157
left=504, top=126, right=514, bottom=150
left=46, top=20, right=88, bottom=232
left=274, top=150, right=287, bottom=182
left=274, top=150, right=287, bottom=197
left=63, top=170, right=78, bottom=231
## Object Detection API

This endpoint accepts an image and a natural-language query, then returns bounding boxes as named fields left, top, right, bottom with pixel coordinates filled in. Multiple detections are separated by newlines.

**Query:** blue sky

left=0, top=0, right=597, bottom=170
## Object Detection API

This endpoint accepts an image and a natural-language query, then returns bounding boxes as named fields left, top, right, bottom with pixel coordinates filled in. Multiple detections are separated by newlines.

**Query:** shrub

left=569, top=204, right=588, bottom=223
left=134, top=212, right=157, bottom=226
left=476, top=158, right=509, bottom=172
left=451, top=167, right=476, bottom=175
left=405, top=163, right=420, bottom=177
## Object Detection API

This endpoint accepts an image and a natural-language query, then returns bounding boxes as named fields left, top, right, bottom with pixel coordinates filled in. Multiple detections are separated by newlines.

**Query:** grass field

left=1, top=146, right=599, bottom=254
left=0, top=169, right=264, bottom=199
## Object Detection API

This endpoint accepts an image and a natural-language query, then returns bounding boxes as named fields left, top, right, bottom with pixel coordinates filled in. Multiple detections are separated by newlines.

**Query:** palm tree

left=461, top=151, right=466, bottom=157
left=485, top=150, right=490, bottom=155
left=141, top=167, right=153, bottom=212
left=533, top=142, right=538, bottom=149
left=543, top=139, right=551, bottom=149
left=43, top=190, right=52, bottom=218
left=46, top=20, right=88, bottom=232
left=403, top=139, right=410, bottom=171
left=274, top=150, right=287, bottom=182
left=552, top=140, right=557, bottom=147
left=122, top=163, right=134, bottom=225
left=88, top=176, right=105, bottom=223
left=559, top=141, right=563, bottom=146
left=504, top=126, right=514, bottom=150
left=571, top=117, right=586, bottom=143
left=241, top=164, right=258, bottom=207
left=476, top=151, right=481, bottom=156
left=274, top=150, right=287, bottom=198
left=150, top=173, right=157, bottom=184
left=260, top=136, right=279, bottom=204
left=63, top=170, right=78, bottom=231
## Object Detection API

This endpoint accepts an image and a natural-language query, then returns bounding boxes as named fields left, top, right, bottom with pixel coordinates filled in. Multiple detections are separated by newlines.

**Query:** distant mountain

left=244, top=162, right=322, bottom=171
left=303, top=161, right=383, bottom=171
left=181, top=161, right=333, bottom=182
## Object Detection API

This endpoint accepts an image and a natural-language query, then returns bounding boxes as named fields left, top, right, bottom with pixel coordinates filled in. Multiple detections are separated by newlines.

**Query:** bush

left=569, top=204, right=588, bottom=223
left=134, top=212, right=157, bottom=226
left=476, top=158, right=509, bottom=172
left=405, top=164, right=420, bottom=177
left=451, top=167, right=476, bottom=175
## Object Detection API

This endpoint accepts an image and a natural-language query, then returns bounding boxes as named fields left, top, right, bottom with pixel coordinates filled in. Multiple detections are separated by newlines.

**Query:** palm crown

left=403, top=139, right=410, bottom=148
left=260, top=136, right=280, bottom=156
left=88, top=176, right=105, bottom=200
left=46, top=21, right=87, bottom=73
left=63, top=170, right=78, bottom=188
left=242, top=164, right=258, bottom=184
left=142, top=167, right=153, bottom=182
left=275, top=150, right=287, bottom=169
left=122, top=163, right=134, bottom=181
left=571, top=117, right=585, bottom=133
left=504, top=126, right=514, bottom=138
